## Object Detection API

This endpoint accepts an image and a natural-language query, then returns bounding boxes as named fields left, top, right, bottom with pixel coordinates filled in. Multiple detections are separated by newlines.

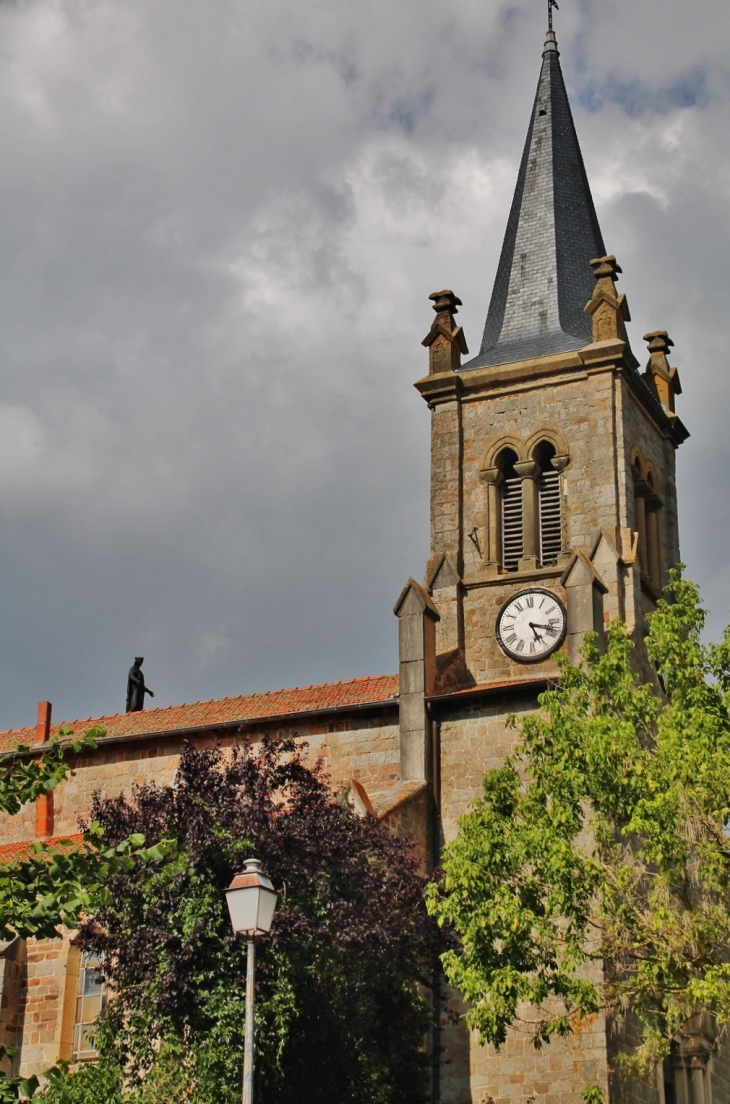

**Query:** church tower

left=415, top=24, right=687, bottom=698
left=395, top=23, right=690, bottom=1104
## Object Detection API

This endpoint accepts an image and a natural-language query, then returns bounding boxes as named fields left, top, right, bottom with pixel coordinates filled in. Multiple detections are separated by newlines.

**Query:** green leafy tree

left=38, top=736, right=436, bottom=1104
left=426, top=571, right=730, bottom=1078
left=0, top=729, right=170, bottom=1101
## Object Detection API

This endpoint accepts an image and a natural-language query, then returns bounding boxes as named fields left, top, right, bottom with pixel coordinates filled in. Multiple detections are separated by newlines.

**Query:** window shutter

left=538, top=470, right=562, bottom=565
left=501, top=476, right=523, bottom=571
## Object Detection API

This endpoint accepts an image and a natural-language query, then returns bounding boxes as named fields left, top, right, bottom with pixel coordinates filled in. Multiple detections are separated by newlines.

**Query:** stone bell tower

left=394, top=23, right=693, bottom=1104
left=405, top=27, right=688, bottom=711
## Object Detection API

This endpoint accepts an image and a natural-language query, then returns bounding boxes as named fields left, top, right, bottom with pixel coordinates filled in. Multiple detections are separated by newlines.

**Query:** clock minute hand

left=529, top=622, right=551, bottom=631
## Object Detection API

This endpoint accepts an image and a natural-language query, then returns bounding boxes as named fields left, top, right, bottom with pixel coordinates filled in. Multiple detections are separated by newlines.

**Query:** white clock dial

left=496, top=589, right=567, bottom=663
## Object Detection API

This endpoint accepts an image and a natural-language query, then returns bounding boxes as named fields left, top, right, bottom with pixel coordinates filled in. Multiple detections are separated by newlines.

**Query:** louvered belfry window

left=496, top=448, right=523, bottom=572
left=495, top=444, right=564, bottom=572
left=538, top=469, right=562, bottom=565
left=501, top=476, right=523, bottom=571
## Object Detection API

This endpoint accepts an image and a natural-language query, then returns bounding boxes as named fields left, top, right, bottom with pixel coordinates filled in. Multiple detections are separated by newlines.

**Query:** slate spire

left=463, top=29, right=605, bottom=370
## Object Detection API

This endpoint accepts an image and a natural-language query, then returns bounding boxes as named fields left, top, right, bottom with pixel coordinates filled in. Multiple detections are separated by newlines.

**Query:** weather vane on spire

left=548, top=0, right=559, bottom=31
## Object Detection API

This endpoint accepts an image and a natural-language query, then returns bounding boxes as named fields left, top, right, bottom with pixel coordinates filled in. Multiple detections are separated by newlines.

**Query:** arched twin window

left=632, top=451, right=662, bottom=591
left=487, top=439, right=566, bottom=572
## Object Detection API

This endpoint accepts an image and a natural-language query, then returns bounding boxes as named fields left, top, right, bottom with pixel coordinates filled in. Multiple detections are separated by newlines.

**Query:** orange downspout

left=34, top=701, right=53, bottom=839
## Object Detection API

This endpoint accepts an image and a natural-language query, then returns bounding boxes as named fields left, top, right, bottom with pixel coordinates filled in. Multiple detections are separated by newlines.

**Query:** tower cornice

left=415, top=341, right=688, bottom=446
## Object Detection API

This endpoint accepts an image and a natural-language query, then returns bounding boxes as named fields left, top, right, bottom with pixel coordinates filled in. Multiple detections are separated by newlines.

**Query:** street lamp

left=225, top=857, right=278, bottom=1104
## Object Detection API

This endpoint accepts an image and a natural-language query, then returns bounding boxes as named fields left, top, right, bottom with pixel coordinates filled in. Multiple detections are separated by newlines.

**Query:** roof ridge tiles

left=0, top=673, right=399, bottom=748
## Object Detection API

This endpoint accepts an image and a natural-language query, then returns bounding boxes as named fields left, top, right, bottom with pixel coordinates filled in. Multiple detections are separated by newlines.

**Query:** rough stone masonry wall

left=434, top=359, right=679, bottom=690
left=0, top=711, right=400, bottom=843
left=17, top=938, right=75, bottom=1077
left=438, top=695, right=610, bottom=1104
left=0, top=801, right=36, bottom=848
left=438, top=692, right=538, bottom=844
left=619, top=378, right=680, bottom=623
left=430, top=398, right=462, bottom=567
left=455, top=366, right=619, bottom=684
left=459, top=367, right=620, bottom=583
left=611, top=372, right=681, bottom=691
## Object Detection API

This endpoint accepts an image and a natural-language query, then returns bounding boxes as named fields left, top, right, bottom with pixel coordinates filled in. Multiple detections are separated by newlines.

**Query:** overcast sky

left=0, top=0, right=727, bottom=729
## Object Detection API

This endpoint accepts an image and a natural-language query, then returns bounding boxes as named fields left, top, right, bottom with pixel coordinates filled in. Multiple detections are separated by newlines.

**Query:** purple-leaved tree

left=50, top=736, right=436, bottom=1104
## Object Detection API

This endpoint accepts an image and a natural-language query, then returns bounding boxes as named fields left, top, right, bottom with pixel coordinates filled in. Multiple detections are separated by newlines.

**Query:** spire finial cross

left=548, top=0, right=559, bottom=31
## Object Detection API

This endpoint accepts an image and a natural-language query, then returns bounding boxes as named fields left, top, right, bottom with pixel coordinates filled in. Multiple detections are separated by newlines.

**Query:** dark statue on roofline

left=126, top=657, right=155, bottom=713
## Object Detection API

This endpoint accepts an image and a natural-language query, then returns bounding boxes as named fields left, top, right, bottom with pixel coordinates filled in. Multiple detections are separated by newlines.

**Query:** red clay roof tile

left=0, top=834, right=84, bottom=864
left=426, top=676, right=547, bottom=701
left=0, top=674, right=399, bottom=752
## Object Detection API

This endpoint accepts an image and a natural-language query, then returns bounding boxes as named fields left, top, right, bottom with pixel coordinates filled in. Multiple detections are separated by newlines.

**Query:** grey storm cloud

left=0, top=0, right=728, bottom=729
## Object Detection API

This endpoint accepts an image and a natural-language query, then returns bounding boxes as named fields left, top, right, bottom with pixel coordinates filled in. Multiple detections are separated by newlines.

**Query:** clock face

left=496, top=589, right=567, bottom=663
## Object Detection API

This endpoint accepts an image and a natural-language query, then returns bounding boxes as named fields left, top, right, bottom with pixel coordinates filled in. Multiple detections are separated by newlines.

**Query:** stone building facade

left=0, top=22, right=719, bottom=1104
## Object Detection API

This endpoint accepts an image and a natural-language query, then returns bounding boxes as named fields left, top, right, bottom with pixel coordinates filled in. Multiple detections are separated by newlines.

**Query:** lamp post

left=225, top=857, right=278, bottom=1104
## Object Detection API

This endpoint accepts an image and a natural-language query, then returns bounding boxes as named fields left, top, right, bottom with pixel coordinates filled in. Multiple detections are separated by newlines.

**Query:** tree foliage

left=39, top=737, right=436, bottom=1104
left=426, top=571, right=730, bottom=1073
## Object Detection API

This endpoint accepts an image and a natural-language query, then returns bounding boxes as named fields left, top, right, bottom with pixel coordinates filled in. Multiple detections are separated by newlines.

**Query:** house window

left=498, top=449, right=522, bottom=572
left=72, top=953, right=107, bottom=1060
left=535, top=442, right=562, bottom=566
